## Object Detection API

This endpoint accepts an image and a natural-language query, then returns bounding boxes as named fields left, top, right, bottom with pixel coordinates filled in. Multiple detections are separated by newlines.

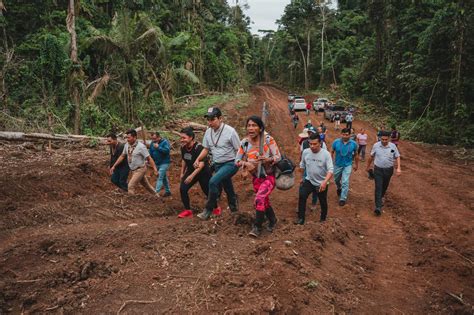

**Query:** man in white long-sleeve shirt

left=296, top=133, right=334, bottom=225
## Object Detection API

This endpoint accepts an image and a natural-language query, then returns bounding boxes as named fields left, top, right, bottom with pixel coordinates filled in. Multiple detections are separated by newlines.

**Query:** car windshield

left=295, top=99, right=305, bottom=103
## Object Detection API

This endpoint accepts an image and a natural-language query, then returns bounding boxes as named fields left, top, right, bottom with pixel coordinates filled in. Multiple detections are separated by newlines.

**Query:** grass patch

left=179, top=93, right=250, bottom=120
left=179, top=94, right=232, bottom=120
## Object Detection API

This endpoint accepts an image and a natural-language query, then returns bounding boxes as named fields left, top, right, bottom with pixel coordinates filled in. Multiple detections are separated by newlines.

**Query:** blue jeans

left=206, top=161, right=238, bottom=212
left=155, top=163, right=171, bottom=193
left=334, top=165, right=352, bottom=201
left=111, top=165, right=129, bottom=191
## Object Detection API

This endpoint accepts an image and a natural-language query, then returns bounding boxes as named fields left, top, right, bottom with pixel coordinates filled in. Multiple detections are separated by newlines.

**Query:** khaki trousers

left=128, top=166, right=155, bottom=195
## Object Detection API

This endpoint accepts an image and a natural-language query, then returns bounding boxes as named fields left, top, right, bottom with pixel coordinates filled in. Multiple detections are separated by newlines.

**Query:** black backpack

left=275, top=154, right=296, bottom=175
left=274, top=154, right=296, bottom=190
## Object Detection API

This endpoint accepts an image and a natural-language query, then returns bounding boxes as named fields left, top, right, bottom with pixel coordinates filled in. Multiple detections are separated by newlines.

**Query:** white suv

left=313, top=98, right=328, bottom=111
left=293, top=97, right=307, bottom=111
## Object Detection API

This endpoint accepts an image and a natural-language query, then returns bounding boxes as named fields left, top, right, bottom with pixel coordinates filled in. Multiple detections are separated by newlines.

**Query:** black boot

left=249, top=211, right=265, bottom=237
left=265, top=207, right=278, bottom=232
left=229, top=194, right=239, bottom=213
left=294, top=207, right=305, bottom=225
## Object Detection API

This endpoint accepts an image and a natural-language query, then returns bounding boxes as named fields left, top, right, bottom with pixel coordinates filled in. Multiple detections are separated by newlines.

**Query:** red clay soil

left=0, top=85, right=472, bottom=314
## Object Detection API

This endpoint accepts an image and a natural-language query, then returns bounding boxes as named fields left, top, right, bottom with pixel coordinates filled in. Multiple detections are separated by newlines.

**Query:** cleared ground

left=0, top=85, right=472, bottom=314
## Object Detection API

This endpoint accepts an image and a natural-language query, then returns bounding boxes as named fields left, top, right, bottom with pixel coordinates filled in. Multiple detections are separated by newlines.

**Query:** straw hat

left=298, top=128, right=309, bottom=138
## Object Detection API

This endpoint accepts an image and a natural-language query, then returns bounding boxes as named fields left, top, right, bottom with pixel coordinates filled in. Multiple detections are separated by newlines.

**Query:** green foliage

left=249, top=0, right=473, bottom=147
left=1, top=0, right=253, bottom=135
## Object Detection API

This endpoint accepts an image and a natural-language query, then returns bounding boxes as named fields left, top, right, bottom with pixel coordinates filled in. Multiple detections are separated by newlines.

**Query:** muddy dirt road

left=0, top=85, right=472, bottom=314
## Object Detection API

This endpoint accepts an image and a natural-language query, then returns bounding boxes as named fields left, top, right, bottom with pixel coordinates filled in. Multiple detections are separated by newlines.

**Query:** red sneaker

left=178, top=210, right=193, bottom=218
left=212, top=207, right=222, bottom=216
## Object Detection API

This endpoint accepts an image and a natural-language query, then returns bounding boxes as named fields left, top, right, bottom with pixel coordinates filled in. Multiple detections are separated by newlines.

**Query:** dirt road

left=0, top=85, right=472, bottom=314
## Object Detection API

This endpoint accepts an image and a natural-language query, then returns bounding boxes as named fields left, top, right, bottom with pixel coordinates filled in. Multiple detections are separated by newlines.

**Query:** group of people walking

left=106, top=104, right=402, bottom=237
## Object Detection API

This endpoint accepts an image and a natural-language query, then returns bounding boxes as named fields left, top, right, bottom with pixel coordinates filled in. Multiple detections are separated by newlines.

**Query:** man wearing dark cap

left=194, top=107, right=241, bottom=220
left=366, top=131, right=401, bottom=216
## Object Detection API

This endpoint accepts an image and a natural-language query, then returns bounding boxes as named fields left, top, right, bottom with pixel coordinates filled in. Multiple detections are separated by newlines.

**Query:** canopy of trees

left=0, top=0, right=254, bottom=135
left=1, top=0, right=473, bottom=146
left=250, top=0, right=473, bottom=146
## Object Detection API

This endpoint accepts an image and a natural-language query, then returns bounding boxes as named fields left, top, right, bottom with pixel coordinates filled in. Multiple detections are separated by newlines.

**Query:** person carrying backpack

left=235, top=116, right=281, bottom=237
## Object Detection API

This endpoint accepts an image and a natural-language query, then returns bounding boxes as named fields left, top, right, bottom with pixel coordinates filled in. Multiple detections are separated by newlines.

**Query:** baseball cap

left=204, top=107, right=222, bottom=118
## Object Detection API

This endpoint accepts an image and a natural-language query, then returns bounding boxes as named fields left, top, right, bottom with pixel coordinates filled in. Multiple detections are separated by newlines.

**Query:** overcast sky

left=244, top=0, right=290, bottom=34
left=243, top=0, right=338, bottom=35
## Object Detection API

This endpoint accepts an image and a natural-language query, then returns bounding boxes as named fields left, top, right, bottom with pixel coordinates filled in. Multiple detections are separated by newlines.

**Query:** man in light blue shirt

left=366, top=131, right=401, bottom=216
left=331, top=128, right=359, bottom=206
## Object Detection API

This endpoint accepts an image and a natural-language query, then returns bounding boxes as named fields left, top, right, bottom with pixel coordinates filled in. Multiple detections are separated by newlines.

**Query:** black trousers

left=111, top=165, right=129, bottom=191
left=180, top=170, right=210, bottom=210
left=298, top=180, right=329, bottom=221
left=346, top=121, right=353, bottom=129
left=374, top=166, right=393, bottom=209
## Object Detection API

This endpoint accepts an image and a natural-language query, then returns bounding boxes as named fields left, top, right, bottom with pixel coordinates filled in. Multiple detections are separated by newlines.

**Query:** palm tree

left=85, top=10, right=198, bottom=120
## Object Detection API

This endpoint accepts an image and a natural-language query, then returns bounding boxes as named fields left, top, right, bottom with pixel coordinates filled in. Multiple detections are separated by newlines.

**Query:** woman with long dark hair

left=235, top=116, right=281, bottom=237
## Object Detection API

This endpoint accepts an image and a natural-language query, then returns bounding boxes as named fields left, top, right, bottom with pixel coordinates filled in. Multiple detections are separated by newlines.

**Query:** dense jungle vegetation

left=0, top=0, right=472, bottom=145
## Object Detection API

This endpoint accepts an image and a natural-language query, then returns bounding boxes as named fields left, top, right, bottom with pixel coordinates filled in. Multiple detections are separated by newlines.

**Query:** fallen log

left=0, top=131, right=107, bottom=144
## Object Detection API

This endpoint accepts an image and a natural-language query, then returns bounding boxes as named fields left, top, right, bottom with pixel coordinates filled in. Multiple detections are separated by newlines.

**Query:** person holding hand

left=177, top=127, right=214, bottom=218
left=110, top=129, right=158, bottom=195
left=235, top=116, right=281, bottom=237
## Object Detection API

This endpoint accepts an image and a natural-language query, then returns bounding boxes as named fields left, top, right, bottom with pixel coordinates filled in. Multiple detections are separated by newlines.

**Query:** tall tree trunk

left=1, top=3, right=10, bottom=110
left=454, top=0, right=465, bottom=111
left=66, top=0, right=82, bottom=134
left=295, top=37, right=308, bottom=91
left=306, top=29, right=310, bottom=90
left=319, top=2, right=325, bottom=86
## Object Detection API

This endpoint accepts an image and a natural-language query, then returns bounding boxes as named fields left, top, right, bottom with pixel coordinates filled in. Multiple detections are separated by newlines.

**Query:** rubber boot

left=294, top=207, right=305, bottom=225
left=249, top=211, right=265, bottom=237
left=197, top=208, right=213, bottom=220
left=265, top=206, right=278, bottom=232
left=229, top=194, right=239, bottom=213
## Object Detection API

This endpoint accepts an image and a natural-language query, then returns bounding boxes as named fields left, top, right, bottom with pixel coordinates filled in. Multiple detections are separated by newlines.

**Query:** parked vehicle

left=293, top=97, right=307, bottom=111
left=324, top=104, right=348, bottom=122
left=313, top=97, right=329, bottom=111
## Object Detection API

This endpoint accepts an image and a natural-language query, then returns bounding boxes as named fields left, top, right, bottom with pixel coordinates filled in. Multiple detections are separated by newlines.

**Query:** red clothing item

left=306, top=103, right=312, bottom=110
left=252, top=175, right=276, bottom=212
